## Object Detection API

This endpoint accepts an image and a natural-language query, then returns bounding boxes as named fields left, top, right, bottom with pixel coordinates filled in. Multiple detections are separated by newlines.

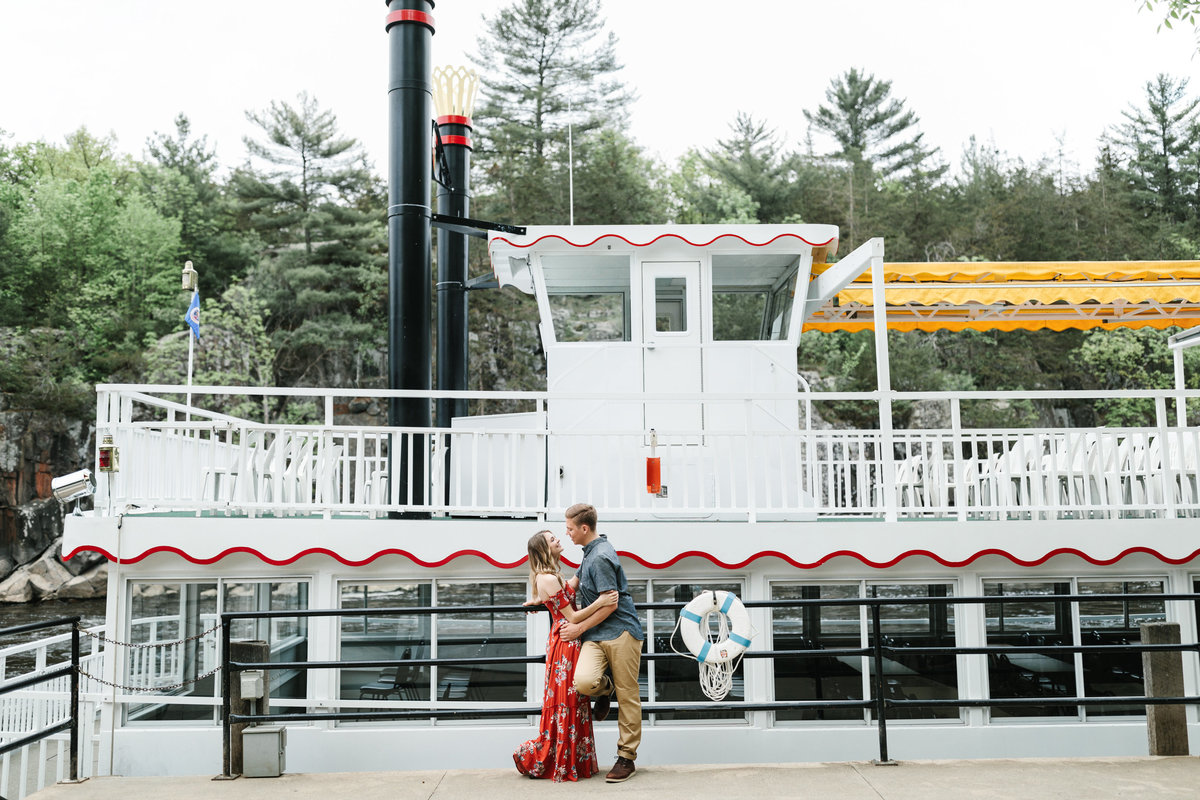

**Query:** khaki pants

left=574, top=631, right=642, bottom=761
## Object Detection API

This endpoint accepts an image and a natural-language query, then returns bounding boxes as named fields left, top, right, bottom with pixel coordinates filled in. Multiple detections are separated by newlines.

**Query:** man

left=558, top=502, right=643, bottom=783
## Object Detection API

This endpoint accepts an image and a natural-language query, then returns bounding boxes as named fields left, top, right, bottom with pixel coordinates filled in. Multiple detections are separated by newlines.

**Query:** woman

left=514, top=529, right=618, bottom=782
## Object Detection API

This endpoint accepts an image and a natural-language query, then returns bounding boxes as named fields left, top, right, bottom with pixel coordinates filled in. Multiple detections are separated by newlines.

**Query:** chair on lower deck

left=359, top=666, right=404, bottom=700
left=359, top=647, right=425, bottom=701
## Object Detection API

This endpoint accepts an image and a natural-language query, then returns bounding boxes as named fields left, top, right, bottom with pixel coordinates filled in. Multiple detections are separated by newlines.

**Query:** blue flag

left=185, top=291, right=200, bottom=342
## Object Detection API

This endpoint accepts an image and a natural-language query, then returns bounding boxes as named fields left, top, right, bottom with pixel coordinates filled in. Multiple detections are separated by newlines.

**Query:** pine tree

left=1110, top=73, right=1200, bottom=225
left=232, top=93, right=385, bottom=391
left=804, top=68, right=944, bottom=180
left=700, top=113, right=797, bottom=223
left=469, top=0, right=635, bottom=225
left=142, top=114, right=256, bottom=298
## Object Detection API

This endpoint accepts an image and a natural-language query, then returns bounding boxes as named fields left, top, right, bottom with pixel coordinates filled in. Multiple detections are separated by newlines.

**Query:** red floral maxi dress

left=513, top=583, right=599, bottom=781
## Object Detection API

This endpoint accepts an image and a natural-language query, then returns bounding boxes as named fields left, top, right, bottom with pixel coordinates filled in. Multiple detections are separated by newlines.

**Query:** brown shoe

left=591, top=692, right=611, bottom=721
left=605, top=756, right=635, bottom=783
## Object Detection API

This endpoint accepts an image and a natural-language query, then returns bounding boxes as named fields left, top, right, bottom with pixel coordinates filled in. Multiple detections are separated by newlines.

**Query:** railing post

left=219, top=617, right=233, bottom=779
left=70, top=621, right=80, bottom=782
left=871, top=602, right=894, bottom=764
left=1141, top=621, right=1189, bottom=756
left=951, top=398, right=967, bottom=521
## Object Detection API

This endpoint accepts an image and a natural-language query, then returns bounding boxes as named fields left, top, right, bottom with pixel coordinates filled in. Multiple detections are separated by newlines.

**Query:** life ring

left=678, top=590, right=752, bottom=664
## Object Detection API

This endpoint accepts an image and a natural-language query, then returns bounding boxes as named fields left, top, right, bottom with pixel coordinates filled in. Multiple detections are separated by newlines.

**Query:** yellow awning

left=805, top=260, right=1200, bottom=333
left=838, top=282, right=1200, bottom=306
left=811, top=260, right=1200, bottom=283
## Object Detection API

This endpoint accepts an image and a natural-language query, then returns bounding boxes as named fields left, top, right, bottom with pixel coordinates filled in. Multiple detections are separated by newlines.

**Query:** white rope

left=671, top=607, right=744, bottom=701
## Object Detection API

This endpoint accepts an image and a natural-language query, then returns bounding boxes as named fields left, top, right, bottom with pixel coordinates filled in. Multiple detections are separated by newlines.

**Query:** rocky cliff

left=0, top=398, right=107, bottom=603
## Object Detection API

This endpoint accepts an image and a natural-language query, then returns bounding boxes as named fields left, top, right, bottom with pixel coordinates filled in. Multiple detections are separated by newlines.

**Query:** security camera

left=51, top=469, right=95, bottom=504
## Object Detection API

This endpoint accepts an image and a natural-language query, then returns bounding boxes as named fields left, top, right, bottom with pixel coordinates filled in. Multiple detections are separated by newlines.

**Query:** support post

left=229, top=640, right=271, bottom=776
left=871, top=603, right=895, bottom=765
left=219, top=619, right=233, bottom=779
left=69, top=622, right=79, bottom=782
left=867, top=238, right=896, bottom=522
left=1141, top=621, right=1189, bottom=756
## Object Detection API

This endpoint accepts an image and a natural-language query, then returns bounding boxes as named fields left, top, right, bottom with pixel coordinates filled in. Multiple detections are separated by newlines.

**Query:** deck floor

left=27, top=757, right=1200, bottom=799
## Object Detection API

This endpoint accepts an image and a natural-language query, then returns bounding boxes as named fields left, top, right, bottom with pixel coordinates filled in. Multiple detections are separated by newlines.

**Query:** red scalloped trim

left=61, top=544, right=1200, bottom=570
left=489, top=231, right=838, bottom=252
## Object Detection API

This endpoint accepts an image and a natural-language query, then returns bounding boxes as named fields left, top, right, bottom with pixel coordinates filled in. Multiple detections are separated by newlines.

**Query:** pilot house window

left=654, top=276, right=689, bottom=332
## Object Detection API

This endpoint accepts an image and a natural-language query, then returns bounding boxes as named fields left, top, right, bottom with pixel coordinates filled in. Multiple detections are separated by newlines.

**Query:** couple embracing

left=514, top=503, right=642, bottom=783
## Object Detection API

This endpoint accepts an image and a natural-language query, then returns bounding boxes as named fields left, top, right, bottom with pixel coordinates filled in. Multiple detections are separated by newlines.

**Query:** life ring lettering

left=678, top=590, right=752, bottom=664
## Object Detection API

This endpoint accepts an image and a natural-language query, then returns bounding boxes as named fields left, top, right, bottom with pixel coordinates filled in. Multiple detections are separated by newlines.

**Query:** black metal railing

left=218, top=593, right=1200, bottom=775
left=0, top=617, right=81, bottom=782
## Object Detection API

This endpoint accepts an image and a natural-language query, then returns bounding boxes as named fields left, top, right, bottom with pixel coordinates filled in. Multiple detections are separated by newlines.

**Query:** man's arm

left=560, top=602, right=616, bottom=641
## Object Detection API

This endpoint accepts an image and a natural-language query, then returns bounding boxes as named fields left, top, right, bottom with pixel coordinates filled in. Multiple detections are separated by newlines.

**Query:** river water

left=1, top=597, right=108, bottom=676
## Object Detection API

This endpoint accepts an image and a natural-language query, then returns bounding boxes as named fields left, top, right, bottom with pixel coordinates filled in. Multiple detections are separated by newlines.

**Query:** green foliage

left=804, top=68, right=946, bottom=181
left=1141, top=0, right=1200, bottom=49
left=470, top=0, right=654, bottom=226
left=570, top=129, right=664, bottom=224
left=1110, top=74, right=1200, bottom=226
left=145, top=283, right=277, bottom=420
left=142, top=114, right=257, bottom=298
left=0, top=328, right=93, bottom=417
left=665, top=150, right=759, bottom=224
left=234, top=93, right=385, bottom=390
left=700, top=114, right=798, bottom=223
left=1078, top=327, right=1179, bottom=425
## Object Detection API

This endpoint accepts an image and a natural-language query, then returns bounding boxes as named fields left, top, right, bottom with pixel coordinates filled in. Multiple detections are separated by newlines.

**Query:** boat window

left=712, top=291, right=768, bottom=341
left=123, top=579, right=309, bottom=725
left=1077, top=579, right=1164, bottom=718
left=766, top=272, right=797, bottom=340
left=867, top=583, right=958, bottom=721
left=769, top=581, right=957, bottom=724
left=548, top=291, right=629, bottom=342
left=339, top=582, right=434, bottom=706
left=984, top=580, right=1078, bottom=718
left=541, top=253, right=631, bottom=343
left=654, top=277, right=689, bottom=332
left=435, top=580, right=527, bottom=712
left=648, top=581, right=744, bottom=722
left=770, top=583, right=863, bottom=722
left=985, top=578, right=1166, bottom=721
left=336, top=580, right=528, bottom=719
left=711, top=255, right=800, bottom=341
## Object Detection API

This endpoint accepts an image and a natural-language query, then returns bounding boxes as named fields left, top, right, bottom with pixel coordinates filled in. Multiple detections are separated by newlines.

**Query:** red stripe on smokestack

left=385, top=9, right=435, bottom=31
left=436, top=114, right=472, bottom=128
left=440, top=135, right=472, bottom=148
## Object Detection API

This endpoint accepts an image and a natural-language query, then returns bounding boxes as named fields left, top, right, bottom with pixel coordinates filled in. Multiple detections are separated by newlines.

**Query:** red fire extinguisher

left=646, top=429, right=661, bottom=495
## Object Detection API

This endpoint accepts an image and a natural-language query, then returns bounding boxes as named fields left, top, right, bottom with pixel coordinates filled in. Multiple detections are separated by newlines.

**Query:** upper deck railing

left=90, top=384, right=1200, bottom=522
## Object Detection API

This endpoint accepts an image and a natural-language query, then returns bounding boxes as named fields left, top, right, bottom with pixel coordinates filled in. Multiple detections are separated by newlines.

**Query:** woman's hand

left=600, top=590, right=618, bottom=606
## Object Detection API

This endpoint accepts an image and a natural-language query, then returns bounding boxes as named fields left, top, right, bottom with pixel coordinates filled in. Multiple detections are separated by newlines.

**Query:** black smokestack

left=385, top=0, right=434, bottom=511
left=434, top=74, right=474, bottom=429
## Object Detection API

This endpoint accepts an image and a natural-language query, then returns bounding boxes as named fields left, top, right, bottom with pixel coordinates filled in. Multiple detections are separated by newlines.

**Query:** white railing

left=1, top=629, right=105, bottom=800
left=90, top=384, right=1200, bottom=521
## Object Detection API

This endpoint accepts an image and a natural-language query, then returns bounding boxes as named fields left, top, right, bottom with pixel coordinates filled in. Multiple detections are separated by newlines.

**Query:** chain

left=76, top=664, right=223, bottom=693
left=78, top=622, right=222, bottom=650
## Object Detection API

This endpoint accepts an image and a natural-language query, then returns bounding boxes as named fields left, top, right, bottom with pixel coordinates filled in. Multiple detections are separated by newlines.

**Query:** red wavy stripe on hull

left=61, top=545, right=1200, bottom=569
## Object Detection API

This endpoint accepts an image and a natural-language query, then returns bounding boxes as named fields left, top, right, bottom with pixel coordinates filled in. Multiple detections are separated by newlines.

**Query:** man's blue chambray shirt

left=575, top=534, right=643, bottom=643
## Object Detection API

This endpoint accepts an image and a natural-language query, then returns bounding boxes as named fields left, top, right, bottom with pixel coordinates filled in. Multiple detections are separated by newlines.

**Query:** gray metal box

left=242, top=725, right=286, bottom=777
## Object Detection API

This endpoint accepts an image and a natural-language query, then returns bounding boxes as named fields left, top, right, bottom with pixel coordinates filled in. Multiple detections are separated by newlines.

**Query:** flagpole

left=186, top=319, right=194, bottom=422
left=182, top=261, right=199, bottom=423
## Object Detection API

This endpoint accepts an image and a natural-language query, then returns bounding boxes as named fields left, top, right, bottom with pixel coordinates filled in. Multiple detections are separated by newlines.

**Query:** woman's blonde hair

left=527, top=529, right=563, bottom=600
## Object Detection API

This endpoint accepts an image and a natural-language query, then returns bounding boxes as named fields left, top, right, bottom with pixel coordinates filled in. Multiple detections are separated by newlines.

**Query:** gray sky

left=1, top=1, right=1196, bottom=177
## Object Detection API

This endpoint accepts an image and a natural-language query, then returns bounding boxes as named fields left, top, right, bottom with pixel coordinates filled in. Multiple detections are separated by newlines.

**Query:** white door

left=642, top=261, right=703, bottom=439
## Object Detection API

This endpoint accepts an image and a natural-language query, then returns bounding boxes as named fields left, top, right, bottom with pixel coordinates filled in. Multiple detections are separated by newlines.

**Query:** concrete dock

left=24, top=757, right=1200, bottom=799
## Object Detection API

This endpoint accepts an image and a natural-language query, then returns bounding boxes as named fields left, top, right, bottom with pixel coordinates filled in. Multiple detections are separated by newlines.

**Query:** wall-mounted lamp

left=51, top=469, right=95, bottom=515
left=98, top=434, right=119, bottom=473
